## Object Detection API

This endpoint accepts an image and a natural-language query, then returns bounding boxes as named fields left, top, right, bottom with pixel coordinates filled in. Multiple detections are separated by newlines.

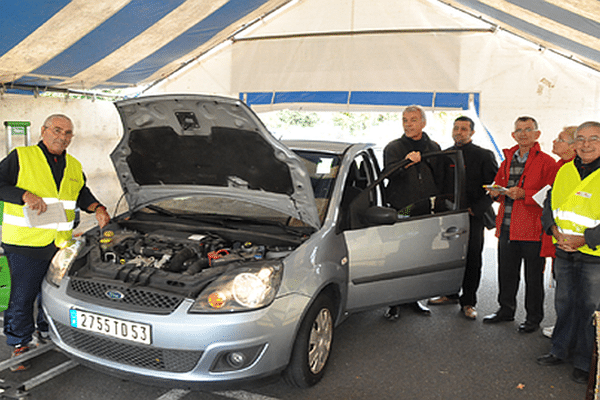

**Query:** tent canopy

left=3, top=0, right=600, bottom=157
left=1, top=0, right=599, bottom=96
left=0, top=0, right=290, bottom=94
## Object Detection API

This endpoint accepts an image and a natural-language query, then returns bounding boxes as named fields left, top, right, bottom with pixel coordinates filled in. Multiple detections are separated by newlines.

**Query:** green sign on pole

left=0, top=201, right=7, bottom=311
left=0, top=256, right=9, bottom=311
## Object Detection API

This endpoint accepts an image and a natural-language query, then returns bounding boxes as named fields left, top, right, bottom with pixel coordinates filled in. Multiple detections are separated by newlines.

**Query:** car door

left=342, top=150, right=469, bottom=312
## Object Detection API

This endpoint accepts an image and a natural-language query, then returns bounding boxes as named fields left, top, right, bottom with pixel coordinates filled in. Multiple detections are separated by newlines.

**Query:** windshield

left=141, top=196, right=292, bottom=224
left=293, top=150, right=342, bottom=223
left=137, top=150, right=341, bottom=227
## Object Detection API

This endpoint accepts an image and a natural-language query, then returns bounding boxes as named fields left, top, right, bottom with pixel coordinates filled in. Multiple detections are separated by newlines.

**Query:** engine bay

left=69, top=219, right=299, bottom=298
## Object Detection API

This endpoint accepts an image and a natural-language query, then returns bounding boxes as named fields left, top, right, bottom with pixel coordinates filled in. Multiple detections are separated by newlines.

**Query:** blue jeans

left=550, top=256, right=600, bottom=372
left=3, top=252, right=50, bottom=347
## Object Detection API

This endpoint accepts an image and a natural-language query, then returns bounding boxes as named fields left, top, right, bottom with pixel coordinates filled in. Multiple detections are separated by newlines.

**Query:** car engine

left=68, top=222, right=296, bottom=301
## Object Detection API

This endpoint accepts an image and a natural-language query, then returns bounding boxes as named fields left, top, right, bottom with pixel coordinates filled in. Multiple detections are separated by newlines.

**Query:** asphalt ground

left=0, top=230, right=589, bottom=400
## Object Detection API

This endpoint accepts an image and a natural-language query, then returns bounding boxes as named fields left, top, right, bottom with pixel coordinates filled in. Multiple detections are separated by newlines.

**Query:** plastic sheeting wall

left=153, top=0, right=600, bottom=153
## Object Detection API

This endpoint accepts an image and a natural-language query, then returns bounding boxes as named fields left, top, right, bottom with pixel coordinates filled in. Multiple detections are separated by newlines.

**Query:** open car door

left=342, top=150, right=469, bottom=312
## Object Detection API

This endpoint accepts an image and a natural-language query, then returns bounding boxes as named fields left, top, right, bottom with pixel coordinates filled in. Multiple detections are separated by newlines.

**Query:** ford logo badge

left=105, top=290, right=124, bottom=300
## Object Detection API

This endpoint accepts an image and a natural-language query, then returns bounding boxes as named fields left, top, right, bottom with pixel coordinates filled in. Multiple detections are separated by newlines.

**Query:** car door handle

left=441, top=227, right=467, bottom=240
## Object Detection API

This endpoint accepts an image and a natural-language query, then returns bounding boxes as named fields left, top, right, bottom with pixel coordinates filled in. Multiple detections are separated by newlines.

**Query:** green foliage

left=275, top=110, right=321, bottom=128
left=332, top=112, right=399, bottom=135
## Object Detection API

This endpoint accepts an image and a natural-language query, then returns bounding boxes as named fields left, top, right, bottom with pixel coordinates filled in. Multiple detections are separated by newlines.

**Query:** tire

left=284, top=295, right=334, bottom=388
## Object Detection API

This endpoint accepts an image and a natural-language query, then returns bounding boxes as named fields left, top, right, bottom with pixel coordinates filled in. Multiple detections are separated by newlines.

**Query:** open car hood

left=111, top=94, right=320, bottom=229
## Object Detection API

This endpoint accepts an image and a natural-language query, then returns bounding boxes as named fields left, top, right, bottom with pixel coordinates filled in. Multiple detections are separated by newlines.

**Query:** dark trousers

left=4, top=252, right=50, bottom=346
left=459, top=215, right=485, bottom=307
left=496, top=229, right=545, bottom=324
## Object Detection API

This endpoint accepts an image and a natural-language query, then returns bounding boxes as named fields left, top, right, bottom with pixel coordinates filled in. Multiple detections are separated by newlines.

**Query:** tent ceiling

left=445, top=0, right=600, bottom=71
left=1, top=0, right=599, bottom=96
left=0, top=0, right=291, bottom=95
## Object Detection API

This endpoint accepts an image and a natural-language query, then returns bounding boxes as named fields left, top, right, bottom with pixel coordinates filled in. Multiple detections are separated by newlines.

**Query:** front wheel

left=284, top=295, right=334, bottom=387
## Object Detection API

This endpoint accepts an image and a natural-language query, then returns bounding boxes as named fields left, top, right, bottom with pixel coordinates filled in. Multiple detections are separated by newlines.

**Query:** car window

left=340, top=150, right=465, bottom=231
left=338, top=153, right=383, bottom=230
left=385, top=152, right=456, bottom=219
left=293, top=151, right=342, bottom=223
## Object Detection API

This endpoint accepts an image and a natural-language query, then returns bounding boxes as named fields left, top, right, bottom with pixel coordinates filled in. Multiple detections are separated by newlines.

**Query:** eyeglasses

left=575, top=135, right=600, bottom=144
left=44, top=125, right=73, bottom=138
left=514, top=128, right=536, bottom=134
left=554, top=138, right=574, bottom=144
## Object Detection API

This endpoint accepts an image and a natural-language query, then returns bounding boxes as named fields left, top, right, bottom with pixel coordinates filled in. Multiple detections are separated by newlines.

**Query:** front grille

left=68, top=278, right=184, bottom=314
left=56, top=322, right=202, bottom=372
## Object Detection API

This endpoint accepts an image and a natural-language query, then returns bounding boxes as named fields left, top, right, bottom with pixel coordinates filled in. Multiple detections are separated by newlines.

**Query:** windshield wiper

left=145, top=204, right=177, bottom=217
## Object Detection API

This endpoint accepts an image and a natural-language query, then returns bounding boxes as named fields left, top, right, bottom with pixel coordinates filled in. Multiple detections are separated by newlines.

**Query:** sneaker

left=383, top=305, right=400, bottom=321
left=10, top=345, right=30, bottom=372
left=462, top=305, right=477, bottom=320
left=428, top=296, right=459, bottom=305
left=542, top=326, right=554, bottom=339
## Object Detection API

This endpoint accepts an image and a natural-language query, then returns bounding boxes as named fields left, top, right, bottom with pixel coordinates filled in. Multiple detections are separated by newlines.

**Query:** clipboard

left=23, top=203, right=67, bottom=227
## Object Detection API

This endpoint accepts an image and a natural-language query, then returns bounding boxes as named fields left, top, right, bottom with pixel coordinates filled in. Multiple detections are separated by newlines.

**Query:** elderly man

left=484, top=116, right=556, bottom=333
left=428, top=116, right=498, bottom=320
left=537, top=121, right=600, bottom=384
left=382, top=105, right=444, bottom=320
left=0, top=114, right=110, bottom=371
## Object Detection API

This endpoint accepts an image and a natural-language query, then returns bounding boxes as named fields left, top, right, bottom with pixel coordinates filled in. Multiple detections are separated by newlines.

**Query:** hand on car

left=89, top=203, right=110, bottom=229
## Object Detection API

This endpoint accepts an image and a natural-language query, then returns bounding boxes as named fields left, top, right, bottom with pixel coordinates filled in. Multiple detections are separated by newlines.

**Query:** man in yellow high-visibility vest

left=537, top=121, right=600, bottom=384
left=0, top=114, right=110, bottom=371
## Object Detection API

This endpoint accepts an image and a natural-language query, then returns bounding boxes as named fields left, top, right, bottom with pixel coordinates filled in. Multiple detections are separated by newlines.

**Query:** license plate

left=69, top=309, right=151, bottom=345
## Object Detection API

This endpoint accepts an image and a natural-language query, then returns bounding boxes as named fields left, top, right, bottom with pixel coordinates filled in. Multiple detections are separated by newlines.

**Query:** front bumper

left=42, top=278, right=310, bottom=386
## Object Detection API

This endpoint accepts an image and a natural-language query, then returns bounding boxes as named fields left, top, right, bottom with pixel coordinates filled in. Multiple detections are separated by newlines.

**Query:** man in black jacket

left=382, top=105, right=443, bottom=320
left=384, top=106, right=443, bottom=216
left=427, top=116, right=498, bottom=320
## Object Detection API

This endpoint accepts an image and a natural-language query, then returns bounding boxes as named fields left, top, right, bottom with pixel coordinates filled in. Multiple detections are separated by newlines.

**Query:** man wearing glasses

left=537, top=121, right=600, bottom=384
left=0, top=114, right=110, bottom=371
left=484, top=116, right=557, bottom=334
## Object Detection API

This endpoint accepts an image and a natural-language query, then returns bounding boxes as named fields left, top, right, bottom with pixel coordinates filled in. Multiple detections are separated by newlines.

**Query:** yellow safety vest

left=2, top=146, right=84, bottom=248
left=552, top=161, right=600, bottom=257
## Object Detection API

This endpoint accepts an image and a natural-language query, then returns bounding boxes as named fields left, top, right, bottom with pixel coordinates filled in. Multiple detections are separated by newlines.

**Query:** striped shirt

left=502, top=150, right=528, bottom=230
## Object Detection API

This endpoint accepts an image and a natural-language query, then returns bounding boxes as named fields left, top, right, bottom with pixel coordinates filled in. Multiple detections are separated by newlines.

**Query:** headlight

left=189, top=261, right=283, bottom=313
left=46, top=239, right=84, bottom=287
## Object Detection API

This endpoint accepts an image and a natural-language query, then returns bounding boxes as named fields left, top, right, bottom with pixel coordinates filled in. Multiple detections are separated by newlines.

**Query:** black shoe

left=571, top=368, right=589, bottom=384
left=517, top=321, right=539, bottom=333
left=482, top=312, right=514, bottom=324
left=408, top=301, right=431, bottom=315
left=383, top=305, right=400, bottom=321
left=536, top=353, right=563, bottom=366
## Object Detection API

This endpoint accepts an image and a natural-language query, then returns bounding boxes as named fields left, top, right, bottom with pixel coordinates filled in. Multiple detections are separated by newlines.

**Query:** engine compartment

left=97, top=229, right=272, bottom=274
left=70, top=220, right=298, bottom=298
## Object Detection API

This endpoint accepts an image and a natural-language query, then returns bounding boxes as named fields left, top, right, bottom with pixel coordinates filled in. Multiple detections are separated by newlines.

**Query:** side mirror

left=364, top=206, right=397, bottom=225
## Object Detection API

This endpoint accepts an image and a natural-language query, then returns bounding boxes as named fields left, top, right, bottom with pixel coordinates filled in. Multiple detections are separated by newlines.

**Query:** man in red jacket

left=484, top=116, right=557, bottom=333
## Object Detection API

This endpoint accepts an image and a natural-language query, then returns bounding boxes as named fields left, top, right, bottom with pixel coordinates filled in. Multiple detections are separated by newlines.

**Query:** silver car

left=42, top=94, right=469, bottom=389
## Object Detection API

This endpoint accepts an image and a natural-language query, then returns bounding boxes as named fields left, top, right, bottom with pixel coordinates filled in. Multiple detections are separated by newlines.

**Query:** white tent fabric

left=152, top=0, right=600, bottom=153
